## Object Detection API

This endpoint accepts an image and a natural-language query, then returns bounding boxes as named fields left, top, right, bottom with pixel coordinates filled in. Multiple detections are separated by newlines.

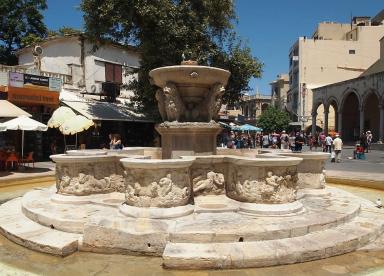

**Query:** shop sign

left=0, top=72, right=8, bottom=86
left=7, top=87, right=59, bottom=105
left=9, top=72, right=24, bottom=88
left=24, top=74, right=49, bottom=88
left=49, top=77, right=62, bottom=92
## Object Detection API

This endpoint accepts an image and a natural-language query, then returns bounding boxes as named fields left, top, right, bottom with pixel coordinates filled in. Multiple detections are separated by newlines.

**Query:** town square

left=0, top=1, right=384, bottom=275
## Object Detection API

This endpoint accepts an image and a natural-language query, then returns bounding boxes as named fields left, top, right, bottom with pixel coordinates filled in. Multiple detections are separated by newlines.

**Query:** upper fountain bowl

left=149, top=65, right=230, bottom=89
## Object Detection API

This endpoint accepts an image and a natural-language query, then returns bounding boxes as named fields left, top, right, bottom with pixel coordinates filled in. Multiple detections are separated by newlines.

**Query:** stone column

left=311, top=112, right=317, bottom=136
left=338, top=112, right=342, bottom=135
left=324, top=110, right=329, bottom=135
left=359, top=107, right=365, bottom=135
left=379, top=104, right=384, bottom=142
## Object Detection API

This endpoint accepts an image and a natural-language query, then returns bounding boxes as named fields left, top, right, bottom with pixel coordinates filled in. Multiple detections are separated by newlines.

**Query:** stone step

left=163, top=209, right=384, bottom=269
left=0, top=198, right=81, bottom=256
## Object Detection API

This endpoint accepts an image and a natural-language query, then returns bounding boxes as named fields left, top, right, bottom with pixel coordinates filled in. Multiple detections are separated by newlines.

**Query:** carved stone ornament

left=56, top=163, right=125, bottom=196
left=155, top=82, right=186, bottom=122
left=193, top=171, right=225, bottom=196
left=228, top=171, right=298, bottom=204
left=125, top=169, right=191, bottom=207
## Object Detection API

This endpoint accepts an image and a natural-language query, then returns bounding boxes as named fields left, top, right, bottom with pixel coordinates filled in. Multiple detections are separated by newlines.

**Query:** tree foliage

left=81, top=0, right=263, bottom=118
left=0, top=0, right=47, bottom=65
left=257, top=106, right=291, bottom=133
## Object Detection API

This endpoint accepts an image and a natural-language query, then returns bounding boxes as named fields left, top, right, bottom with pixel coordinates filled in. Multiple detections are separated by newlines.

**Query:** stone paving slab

left=0, top=198, right=80, bottom=256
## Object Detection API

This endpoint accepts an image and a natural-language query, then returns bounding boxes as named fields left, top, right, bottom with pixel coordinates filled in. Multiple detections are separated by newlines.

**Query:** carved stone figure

left=155, top=89, right=167, bottom=121
left=229, top=171, right=298, bottom=203
left=163, top=82, right=185, bottom=121
left=206, top=83, right=225, bottom=121
left=125, top=173, right=190, bottom=207
left=193, top=171, right=225, bottom=196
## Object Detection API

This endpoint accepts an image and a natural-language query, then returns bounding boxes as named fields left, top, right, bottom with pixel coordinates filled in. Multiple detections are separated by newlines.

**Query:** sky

left=43, top=1, right=383, bottom=95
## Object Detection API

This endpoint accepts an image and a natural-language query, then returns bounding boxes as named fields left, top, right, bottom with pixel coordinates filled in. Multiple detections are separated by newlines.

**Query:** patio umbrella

left=237, top=124, right=263, bottom=132
left=0, top=123, right=6, bottom=132
left=47, top=106, right=76, bottom=128
left=2, top=115, right=48, bottom=158
left=59, top=115, right=94, bottom=146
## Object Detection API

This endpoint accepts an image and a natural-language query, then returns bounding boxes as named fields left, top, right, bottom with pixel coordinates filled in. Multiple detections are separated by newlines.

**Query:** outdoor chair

left=5, top=152, right=19, bottom=170
left=21, top=152, right=35, bottom=168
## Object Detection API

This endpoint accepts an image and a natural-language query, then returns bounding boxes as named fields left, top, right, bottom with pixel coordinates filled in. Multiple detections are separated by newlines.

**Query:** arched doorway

left=364, top=92, right=380, bottom=142
left=342, top=93, right=360, bottom=142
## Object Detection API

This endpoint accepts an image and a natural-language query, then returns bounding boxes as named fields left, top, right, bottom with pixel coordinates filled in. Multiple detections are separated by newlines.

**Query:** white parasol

left=2, top=115, right=48, bottom=158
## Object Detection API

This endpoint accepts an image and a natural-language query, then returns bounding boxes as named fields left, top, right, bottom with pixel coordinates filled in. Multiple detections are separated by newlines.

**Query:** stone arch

left=325, top=97, right=339, bottom=133
left=363, top=89, right=380, bottom=141
left=314, top=103, right=326, bottom=132
left=339, top=88, right=362, bottom=112
left=341, top=91, right=360, bottom=141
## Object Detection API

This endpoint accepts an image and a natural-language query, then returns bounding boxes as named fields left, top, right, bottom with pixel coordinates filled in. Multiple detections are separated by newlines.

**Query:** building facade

left=0, top=35, right=156, bottom=159
left=287, top=11, right=384, bottom=132
left=240, top=93, right=272, bottom=124
left=312, top=37, right=384, bottom=143
left=270, top=74, right=289, bottom=110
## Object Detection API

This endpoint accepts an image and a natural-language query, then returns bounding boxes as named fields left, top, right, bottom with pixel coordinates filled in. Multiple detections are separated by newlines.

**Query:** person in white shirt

left=333, top=134, right=343, bottom=163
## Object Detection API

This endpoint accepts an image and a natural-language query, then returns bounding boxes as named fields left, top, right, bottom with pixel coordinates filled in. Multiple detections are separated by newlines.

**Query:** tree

left=0, top=0, right=47, bottom=65
left=257, top=106, right=291, bottom=133
left=81, top=0, right=263, bottom=118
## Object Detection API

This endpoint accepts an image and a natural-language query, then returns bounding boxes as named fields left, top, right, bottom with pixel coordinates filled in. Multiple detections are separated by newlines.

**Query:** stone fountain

left=1, top=62, right=384, bottom=270
left=150, top=62, right=230, bottom=158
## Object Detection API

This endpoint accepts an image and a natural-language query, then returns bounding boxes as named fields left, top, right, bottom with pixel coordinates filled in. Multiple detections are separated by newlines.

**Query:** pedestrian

left=333, top=134, right=343, bottom=163
left=280, top=130, right=289, bottom=149
left=294, top=132, right=304, bottom=152
left=109, top=133, right=115, bottom=150
left=366, top=130, right=373, bottom=152
left=360, top=132, right=368, bottom=153
left=262, top=132, right=270, bottom=148
left=111, top=134, right=123, bottom=150
left=325, top=134, right=333, bottom=153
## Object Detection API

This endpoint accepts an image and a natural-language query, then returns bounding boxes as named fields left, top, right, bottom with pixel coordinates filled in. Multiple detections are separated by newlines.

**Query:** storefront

left=0, top=72, right=60, bottom=160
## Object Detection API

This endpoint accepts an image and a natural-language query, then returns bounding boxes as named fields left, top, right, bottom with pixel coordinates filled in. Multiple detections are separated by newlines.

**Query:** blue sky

left=43, top=1, right=383, bottom=95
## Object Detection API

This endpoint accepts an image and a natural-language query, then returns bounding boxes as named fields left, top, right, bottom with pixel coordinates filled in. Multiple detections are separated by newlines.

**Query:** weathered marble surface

left=121, top=158, right=194, bottom=207
left=4, top=185, right=384, bottom=270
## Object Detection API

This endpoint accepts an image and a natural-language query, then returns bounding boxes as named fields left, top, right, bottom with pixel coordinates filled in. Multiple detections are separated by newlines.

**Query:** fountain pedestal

left=156, top=122, right=221, bottom=159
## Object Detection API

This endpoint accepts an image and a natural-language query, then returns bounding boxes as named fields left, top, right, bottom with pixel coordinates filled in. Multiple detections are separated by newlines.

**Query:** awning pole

left=21, top=130, right=24, bottom=159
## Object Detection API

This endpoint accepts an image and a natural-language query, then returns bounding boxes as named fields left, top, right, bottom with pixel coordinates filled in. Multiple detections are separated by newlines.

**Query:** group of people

left=108, top=133, right=123, bottom=150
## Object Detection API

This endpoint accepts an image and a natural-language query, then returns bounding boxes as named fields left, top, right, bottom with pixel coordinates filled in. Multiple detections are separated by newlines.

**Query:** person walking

left=333, top=134, right=343, bottom=163
left=325, top=134, right=333, bottom=153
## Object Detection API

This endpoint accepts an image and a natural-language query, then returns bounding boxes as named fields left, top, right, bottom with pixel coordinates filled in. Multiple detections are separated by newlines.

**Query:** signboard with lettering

left=9, top=72, right=24, bottom=87
left=7, top=87, right=59, bottom=106
left=49, top=77, right=62, bottom=92
left=24, top=74, right=49, bottom=89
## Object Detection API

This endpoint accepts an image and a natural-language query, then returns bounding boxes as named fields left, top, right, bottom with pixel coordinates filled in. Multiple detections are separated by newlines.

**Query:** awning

left=62, top=100, right=154, bottom=122
left=0, top=100, right=32, bottom=117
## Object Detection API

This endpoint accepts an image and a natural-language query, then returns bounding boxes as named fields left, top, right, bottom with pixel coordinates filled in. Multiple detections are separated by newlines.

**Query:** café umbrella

left=2, top=115, right=48, bottom=158
left=59, top=115, right=94, bottom=146
left=47, top=106, right=76, bottom=128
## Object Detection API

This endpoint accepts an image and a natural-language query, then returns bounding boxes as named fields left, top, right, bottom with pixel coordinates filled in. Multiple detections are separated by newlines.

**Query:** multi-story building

left=287, top=10, right=384, bottom=132
left=269, top=74, right=289, bottom=110
left=240, top=93, right=272, bottom=124
left=0, top=34, right=155, bottom=159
